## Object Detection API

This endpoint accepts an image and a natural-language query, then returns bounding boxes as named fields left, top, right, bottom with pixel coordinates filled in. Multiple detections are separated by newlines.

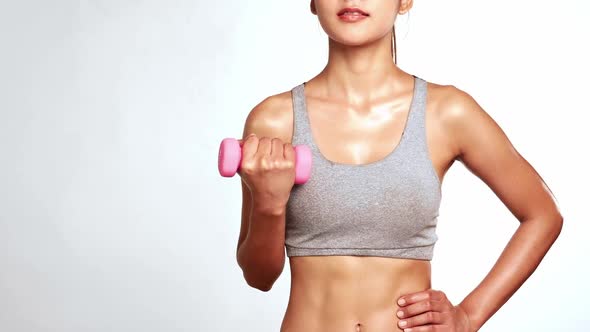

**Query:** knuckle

left=429, top=300, right=436, bottom=309
left=284, top=160, right=294, bottom=169
left=260, top=157, right=272, bottom=170
left=272, top=159, right=283, bottom=169
left=242, top=162, right=256, bottom=174
left=435, top=311, right=443, bottom=321
left=426, top=311, right=435, bottom=321
left=267, top=157, right=277, bottom=168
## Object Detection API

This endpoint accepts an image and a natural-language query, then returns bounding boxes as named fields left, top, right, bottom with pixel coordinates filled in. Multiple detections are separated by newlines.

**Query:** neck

left=315, top=32, right=401, bottom=103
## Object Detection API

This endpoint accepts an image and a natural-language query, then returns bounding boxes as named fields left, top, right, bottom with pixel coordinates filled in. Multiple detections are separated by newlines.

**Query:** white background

left=1, top=0, right=588, bottom=331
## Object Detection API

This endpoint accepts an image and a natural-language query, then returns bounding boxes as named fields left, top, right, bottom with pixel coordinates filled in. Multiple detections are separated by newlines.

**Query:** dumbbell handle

left=218, top=138, right=312, bottom=184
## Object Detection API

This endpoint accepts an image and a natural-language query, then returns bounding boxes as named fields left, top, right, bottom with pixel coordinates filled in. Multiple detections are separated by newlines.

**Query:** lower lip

left=338, top=13, right=368, bottom=22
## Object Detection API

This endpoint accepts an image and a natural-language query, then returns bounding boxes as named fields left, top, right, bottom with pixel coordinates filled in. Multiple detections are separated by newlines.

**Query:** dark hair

left=392, top=25, right=397, bottom=64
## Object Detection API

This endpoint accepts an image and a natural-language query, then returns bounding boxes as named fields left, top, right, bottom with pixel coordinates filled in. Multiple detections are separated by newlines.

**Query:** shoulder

left=423, top=78, right=495, bottom=158
left=424, top=79, right=482, bottom=124
left=241, top=87, right=296, bottom=143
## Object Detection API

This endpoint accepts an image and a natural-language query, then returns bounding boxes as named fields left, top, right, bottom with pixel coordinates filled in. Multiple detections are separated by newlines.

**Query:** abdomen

left=280, top=255, right=432, bottom=332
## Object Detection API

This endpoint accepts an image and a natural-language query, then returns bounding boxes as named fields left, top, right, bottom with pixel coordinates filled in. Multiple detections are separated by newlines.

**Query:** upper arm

left=236, top=93, right=293, bottom=257
left=441, top=86, right=562, bottom=223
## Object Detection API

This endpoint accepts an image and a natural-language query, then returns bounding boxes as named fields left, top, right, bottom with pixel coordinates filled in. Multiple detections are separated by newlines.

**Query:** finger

left=241, top=134, right=259, bottom=161
left=238, top=133, right=256, bottom=147
left=400, top=325, right=447, bottom=332
left=398, top=299, right=445, bottom=319
left=256, top=137, right=272, bottom=157
left=271, top=138, right=284, bottom=159
left=283, top=142, right=295, bottom=162
left=398, top=289, right=443, bottom=306
left=398, top=310, right=445, bottom=330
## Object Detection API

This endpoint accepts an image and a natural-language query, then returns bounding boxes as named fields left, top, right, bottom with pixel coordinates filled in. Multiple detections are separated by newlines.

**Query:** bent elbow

left=243, top=268, right=281, bottom=292
left=236, top=245, right=285, bottom=292
left=246, top=276, right=275, bottom=292
left=539, top=212, right=564, bottom=244
left=553, top=213, right=564, bottom=237
left=241, top=260, right=284, bottom=292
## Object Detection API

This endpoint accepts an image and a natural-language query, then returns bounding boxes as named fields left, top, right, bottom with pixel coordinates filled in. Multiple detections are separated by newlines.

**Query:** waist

left=283, top=255, right=431, bottom=331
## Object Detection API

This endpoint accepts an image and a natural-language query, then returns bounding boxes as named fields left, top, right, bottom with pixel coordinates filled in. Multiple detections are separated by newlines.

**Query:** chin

left=330, top=33, right=380, bottom=48
left=324, top=24, right=387, bottom=46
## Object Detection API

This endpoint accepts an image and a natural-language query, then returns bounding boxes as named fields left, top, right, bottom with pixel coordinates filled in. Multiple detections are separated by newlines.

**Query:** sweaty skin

left=238, top=3, right=562, bottom=331
left=244, top=70, right=455, bottom=331
left=282, top=256, right=431, bottom=331
left=240, top=66, right=562, bottom=331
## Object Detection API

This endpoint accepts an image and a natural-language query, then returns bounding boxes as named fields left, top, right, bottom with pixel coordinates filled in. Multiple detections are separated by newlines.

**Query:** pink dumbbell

left=218, top=138, right=312, bottom=184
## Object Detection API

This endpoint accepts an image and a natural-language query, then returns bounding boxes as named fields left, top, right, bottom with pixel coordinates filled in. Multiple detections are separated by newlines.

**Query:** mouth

left=337, top=7, right=370, bottom=17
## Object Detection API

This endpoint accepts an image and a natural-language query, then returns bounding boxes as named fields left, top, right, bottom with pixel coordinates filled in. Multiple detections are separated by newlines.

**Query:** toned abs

left=281, top=256, right=431, bottom=332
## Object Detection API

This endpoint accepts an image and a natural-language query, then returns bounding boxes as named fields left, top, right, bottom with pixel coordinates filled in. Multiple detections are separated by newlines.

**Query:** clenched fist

left=238, top=133, right=297, bottom=211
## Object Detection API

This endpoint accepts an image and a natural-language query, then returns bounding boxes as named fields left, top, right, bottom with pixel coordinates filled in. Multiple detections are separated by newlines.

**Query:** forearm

left=237, top=200, right=286, bottom=291
left=458, top=214, right=563, bottom=331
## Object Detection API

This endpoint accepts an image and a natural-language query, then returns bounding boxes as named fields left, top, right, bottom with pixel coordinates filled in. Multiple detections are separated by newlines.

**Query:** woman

left=235, top=1, right=563, bottom=331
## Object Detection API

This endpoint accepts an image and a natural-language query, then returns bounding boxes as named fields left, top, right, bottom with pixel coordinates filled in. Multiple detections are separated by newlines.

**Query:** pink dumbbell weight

left=218, top=138, right=312, bottom=184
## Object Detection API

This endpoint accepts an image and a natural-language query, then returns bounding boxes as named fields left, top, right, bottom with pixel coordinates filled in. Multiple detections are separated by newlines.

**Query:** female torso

left=282, top=256, right=431, bottom=331
left=273, top=70, right=458, bottom=332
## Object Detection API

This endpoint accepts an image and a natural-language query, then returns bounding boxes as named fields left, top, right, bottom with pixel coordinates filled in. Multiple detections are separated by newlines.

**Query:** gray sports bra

left=285, top=75, right=442, bottom=261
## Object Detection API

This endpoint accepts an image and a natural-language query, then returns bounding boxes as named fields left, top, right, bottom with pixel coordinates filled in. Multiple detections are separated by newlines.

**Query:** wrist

left=457, top=302, right=481, bottom=332
left=252, top=198, right=286, bottom=217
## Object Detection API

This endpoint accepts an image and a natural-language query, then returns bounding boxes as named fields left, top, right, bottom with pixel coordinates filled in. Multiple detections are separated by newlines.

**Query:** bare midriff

left=280, top=255, right=431, bottom=332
